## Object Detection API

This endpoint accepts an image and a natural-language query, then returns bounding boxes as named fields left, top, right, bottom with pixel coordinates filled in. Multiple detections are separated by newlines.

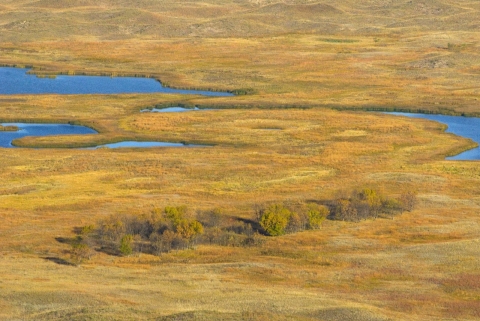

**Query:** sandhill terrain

left=0, top=1, right=479, bottom=320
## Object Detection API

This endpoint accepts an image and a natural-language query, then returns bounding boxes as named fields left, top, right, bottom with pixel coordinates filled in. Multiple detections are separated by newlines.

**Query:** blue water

left=0, top=123, right=97, bottom=148
left=88, top=141, right=205, bottom=149
left=141, top=107, right=201, bottom=112
left=387, top=113, right=480, bottom=160
left=0, top=123, right=205, bottom=149
left=0, top=67, right=233, bottom=96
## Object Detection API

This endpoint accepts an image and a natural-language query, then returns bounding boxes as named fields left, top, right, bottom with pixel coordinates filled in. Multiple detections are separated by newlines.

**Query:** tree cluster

left=75, top=206, right=264, bottom=258
left=90, top=205, right=206, bottom=256
left=69, top=189, right=417, bottom=262
left=256, top=202, right=329, bottom=236
left=331, top=189, right=417, bottom=221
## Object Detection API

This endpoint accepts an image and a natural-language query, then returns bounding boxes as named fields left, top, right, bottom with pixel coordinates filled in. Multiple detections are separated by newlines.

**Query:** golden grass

left=0, top=0, right=480, bottom=320
left=2, top=33, right=480, bottom=115
left=0, top=100, right=479, bottom=320
left=1, top=0, right=480, bottom=114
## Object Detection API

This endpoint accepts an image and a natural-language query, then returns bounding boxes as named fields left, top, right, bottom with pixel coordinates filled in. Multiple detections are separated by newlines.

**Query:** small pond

left=0, top=123, right=97, bottom=148
left=0, top=123, right=205, bottom=149
left=141, top=107, right=202, bottom=113
left=88, top=141, right=205, bottom=149
left=0, top=67, right=233, bottom=96
left=387, top=112, right=480, bottom=160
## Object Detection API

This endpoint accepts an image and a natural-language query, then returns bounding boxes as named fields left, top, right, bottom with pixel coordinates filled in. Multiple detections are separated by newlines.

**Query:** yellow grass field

left=0, top=1, right=479, bottom=320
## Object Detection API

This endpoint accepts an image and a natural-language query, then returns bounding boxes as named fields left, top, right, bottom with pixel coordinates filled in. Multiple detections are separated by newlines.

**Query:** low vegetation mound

left=255, top=3, right=343, bottom=16
left=69, top=189, right=416, bottom=264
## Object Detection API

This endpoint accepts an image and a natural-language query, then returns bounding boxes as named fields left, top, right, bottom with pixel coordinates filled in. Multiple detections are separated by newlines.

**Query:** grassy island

left=0, top=125, right=18, bottom=132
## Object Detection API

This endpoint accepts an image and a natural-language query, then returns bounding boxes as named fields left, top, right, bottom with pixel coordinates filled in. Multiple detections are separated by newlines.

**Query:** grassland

left=0, top=1, right=480, bottom=320
left=1, top=1, right=480, bottom=114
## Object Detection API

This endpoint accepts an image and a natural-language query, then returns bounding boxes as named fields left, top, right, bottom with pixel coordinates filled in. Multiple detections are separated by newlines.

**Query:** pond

left=387, top=112, right=480, bottom=160
left=141, top=107, right=202, bottom=112
left=88, top=141, right=205, bottom=149
left=0, top=123, right=97, bottom=148
left=0, top=67, right=233, bottom=96
left=0, top=123, right=205, bottom=149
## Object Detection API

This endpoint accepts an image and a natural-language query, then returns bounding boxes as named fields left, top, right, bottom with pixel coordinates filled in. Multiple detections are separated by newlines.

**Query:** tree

left=204, top=226, right=222, bottom=244
left=151, top=230, right=178, bottom=253
left=286, top=211, right=303, bottom=233
left=253, top=203, right=265, bottom=223
left=284, top=201, right=309, bottom=232
left=119, top=234, right=134, bottom=256
left=259, top=204, right=291, bottom=236
left=175, top=219, right=204, bottom=241
left=198, top=208, right=223, bottom=228
left=164, top=206, right=187, bottom=227
left=359, top=188, right=382, bottom=219
left=306, top=203, right=329, bottom=229
left=333, top=199, right=358, bottom=221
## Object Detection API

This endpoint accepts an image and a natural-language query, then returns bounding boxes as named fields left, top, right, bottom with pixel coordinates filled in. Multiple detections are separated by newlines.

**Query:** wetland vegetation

left=69, top=188, right=415, bottom=263
left=0, top=1, right=480, bottom=321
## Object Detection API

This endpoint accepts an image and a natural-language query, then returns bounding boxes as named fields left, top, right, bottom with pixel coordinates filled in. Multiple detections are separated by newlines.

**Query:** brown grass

left=0, top=1, right=480, bottom=320
left=1, top=1, right=480, bottom=114
left=0, top=100, right=479, bottom=320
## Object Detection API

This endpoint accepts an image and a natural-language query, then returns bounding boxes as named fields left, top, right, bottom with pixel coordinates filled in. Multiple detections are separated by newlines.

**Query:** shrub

left=333, top=198, right=358, bottom=221
left=70, top=243, right=92, bottom=265
left=359, top=188, right=382, bottom=219
left=197, top=208, right=223, bottom=228
left=119, top=234, right=134, bottom=256
left=80, top=224, right=95, bottom=235
left=382, top=197, right=403, bottom=218
left=151, top=230, right=181, bottom=253
left=400, top=191, right=417, bottom=212
left=260, top=204, right=291, bottom=236
left=98, top=216, right=126, bottom=242
left=331, top=188, right=413, bottom=221
left=307, top=203, right=329, bottom=229
left=165, top=206, right=187, bottom=227
left=175, top=219, right=204, bottom=242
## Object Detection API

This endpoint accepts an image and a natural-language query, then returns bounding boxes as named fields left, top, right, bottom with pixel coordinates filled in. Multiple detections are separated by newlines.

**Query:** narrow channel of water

left=87, top=141, right=205, bottom=149
left=141, top=107, right=201, bottom=112
left=0, top=67, right=233, bottom=96
left=0, top=123, right=205, bottom=149
left=386, top=112, right=480, bottom=160
left=0, top=123, right=97, bottom=148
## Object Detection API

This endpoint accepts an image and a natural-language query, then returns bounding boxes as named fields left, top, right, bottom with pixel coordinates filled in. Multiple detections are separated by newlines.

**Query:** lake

left=0, top=67, right=233, bottom=96
left=387, top=112, right=480, bottom=160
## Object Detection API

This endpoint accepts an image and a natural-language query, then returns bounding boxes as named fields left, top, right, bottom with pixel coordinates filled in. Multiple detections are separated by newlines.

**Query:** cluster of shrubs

left=255, top=202, right=329, bottom=236
left=254, top=190, right=417, bottom=236
left=71, top=206, right=265, bottom=263
left=69, top=189, right=417, bottom=263
left=330, top=189, right=417, bottom=222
